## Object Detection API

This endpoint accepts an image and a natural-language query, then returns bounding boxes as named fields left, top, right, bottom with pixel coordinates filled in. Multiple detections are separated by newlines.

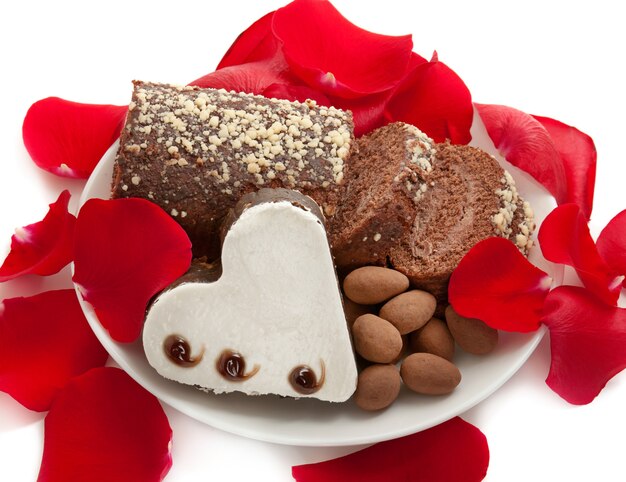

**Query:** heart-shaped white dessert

left=142, top=189, right=358, bottom=402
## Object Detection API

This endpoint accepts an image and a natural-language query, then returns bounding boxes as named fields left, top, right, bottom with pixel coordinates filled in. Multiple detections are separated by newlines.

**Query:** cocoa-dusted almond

left=391, top=335, right=410, bottom=365
left=379, top=290, right=436, bottom=335
left=343, top=267, right=409, bottom=305
left=445, top=305, right=498, bottom=355
left=343, top=297, right=374, bottom=330
left=354, top=364, right=402, bottom=411
left=400, top=353, right=461, bottom=395
left=352, top=314, right=403, bottom=363
left=409, top=317, right=455, bottom=361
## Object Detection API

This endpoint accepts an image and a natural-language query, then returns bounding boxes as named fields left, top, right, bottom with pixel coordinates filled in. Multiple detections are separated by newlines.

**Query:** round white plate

left=74, top=112, right=562, bottom=447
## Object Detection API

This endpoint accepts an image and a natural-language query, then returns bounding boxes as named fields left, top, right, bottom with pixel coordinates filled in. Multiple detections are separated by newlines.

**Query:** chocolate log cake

left=328, top=122, right=535, bottom=302
left=111, top=81, right=354, bottom=259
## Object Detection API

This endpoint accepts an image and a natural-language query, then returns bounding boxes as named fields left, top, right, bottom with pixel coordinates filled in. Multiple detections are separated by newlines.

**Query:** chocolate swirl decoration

left=216, top=350, right=260, bottom=381
left=289, top=360, right=326, bottom=395
left=164, top=335, right=204, bottom=367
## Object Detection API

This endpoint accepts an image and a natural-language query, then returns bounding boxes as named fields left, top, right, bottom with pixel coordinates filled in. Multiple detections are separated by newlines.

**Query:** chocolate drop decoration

left=289, top=360, right=326, bottom=395
left=164, top=335, right=204, bottom=367
left=217, top=350, right=260, bottom=381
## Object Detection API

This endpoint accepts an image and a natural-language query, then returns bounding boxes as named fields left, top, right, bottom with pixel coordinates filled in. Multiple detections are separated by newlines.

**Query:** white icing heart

left=143, top=199, right=358, bottom=402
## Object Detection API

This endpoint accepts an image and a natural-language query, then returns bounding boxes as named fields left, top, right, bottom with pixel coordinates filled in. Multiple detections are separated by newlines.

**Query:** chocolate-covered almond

left=343, top=267, right=409, bottom=305
left=352, top=314, right=403, bottom=363
left=445, top=305, right=498, bottom=355
left=400, top=353, right=461, bottom=395
left=409, top=317, right=455, bottom=361
left=379, top=290, right=436, bottom=335
left=354, top=364, right=402, bottom=411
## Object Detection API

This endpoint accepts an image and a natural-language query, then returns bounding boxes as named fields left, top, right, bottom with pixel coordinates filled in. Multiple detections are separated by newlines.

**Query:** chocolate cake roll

left=112, top=81, right=354, bottom=259
left=328, top=122, right=535, bottom=302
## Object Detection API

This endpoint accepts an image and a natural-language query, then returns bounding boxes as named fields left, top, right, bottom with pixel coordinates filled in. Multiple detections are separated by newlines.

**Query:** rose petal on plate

left=408, top=50, right=429, bottom=69
left=272, top=0, right=412, bottom=99
left=23, top=97, right=127, bottom=179
left=0, top=190, right=75, bottom=282
left=332, top=53, right=427, bottom=137
left=596, top=210, right=626, bottom=288
left=538, top=204, right=622, bottom=305
left=533, top=115, right=597, bottom=219
left=0, top=290, right=108, bottom=412
left=384, top=54, right=473, bottom=143
left=292, top=417, right=489, bottom=482
left=72, top=198, right=192, bottom=343
left=190, top=57, right=291, bottom=95
left=216, top=11, right=279, bottom=69
left=475, top=104, right=567, bottom=204
left=38, top=367, right=172, bottom=482
left=448, top=237, right=552, bottom=332
left=335, top=90, right=392, bottom=137
left=542, top=286, right=626, bottom=405
left=195, top=55, right=332, bottom=107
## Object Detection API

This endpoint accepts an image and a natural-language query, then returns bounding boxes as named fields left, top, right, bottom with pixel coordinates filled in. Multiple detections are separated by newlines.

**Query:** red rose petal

left=448, top=237, right=552, bottom=332
left=542, top=286, right=626, bottom=405
left=38, top=367, right=172, bottom=482
left=327, top=53, right=428, bottom=137
left=596, top=210, right=626, bottom=288
left=0, top=290, right=108, bottom=412
left=408, top=50, right=429, bottom=69
left=384, top=53, right=473, bottom=143
left=272, top=0, right=412, bottom=99
left=475, top=104, right=568, bottom=204
left=538, top=204, right=622, bottom=305
left=190, top=57, right=292, bottom=95
left=194, top=54, right=331, bottom=106
left=292, top=417, right=489, bottom=482
left=23, top=97, right=127, bottom=179
left=335, top=90, right=391, bottom=138
left=216, top=11, right=279, bottom=69
left=72, top=198, right=192, bottom=343
left=532, top=115, right=597, bottom=219
left=0, top=190, right=75, bottom=282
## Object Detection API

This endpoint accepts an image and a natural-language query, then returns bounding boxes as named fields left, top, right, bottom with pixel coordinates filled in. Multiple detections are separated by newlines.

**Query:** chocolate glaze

left=164, top=335, right=204, bottom=367
left=289, top=360, right=326, bottom=395
left=217, top=350, right=260, bottom=381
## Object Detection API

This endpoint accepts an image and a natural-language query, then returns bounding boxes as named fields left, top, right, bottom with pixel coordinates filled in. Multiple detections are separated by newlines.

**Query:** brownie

left=328, top=122, right=535, bottom=303
left=111, top=81, right=354, bottom=259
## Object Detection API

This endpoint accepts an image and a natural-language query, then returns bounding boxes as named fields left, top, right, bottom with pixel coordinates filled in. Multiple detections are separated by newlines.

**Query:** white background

left=1, top=0, right=625, bottom=480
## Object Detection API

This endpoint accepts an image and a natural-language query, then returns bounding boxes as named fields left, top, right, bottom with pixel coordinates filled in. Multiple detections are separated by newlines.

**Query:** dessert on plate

left=142, top=188, right=358, bottom=402
left=110, top=80, right=536, bottom=405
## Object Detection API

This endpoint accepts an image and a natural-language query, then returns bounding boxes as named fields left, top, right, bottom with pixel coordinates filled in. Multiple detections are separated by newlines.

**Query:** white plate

left=74, top=112, right=562, bottom=447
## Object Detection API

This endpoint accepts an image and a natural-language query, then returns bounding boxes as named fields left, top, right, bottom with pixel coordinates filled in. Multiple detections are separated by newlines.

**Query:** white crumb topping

left=492, top=170, right=536, bottom=253
left=393, top=123, right=437, bottom=204
left=125, top=82, right=352, bottom=193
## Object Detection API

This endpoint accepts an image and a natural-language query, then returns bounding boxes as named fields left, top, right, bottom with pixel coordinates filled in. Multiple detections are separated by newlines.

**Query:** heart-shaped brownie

left=143, top=189, right=358, bottom=402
